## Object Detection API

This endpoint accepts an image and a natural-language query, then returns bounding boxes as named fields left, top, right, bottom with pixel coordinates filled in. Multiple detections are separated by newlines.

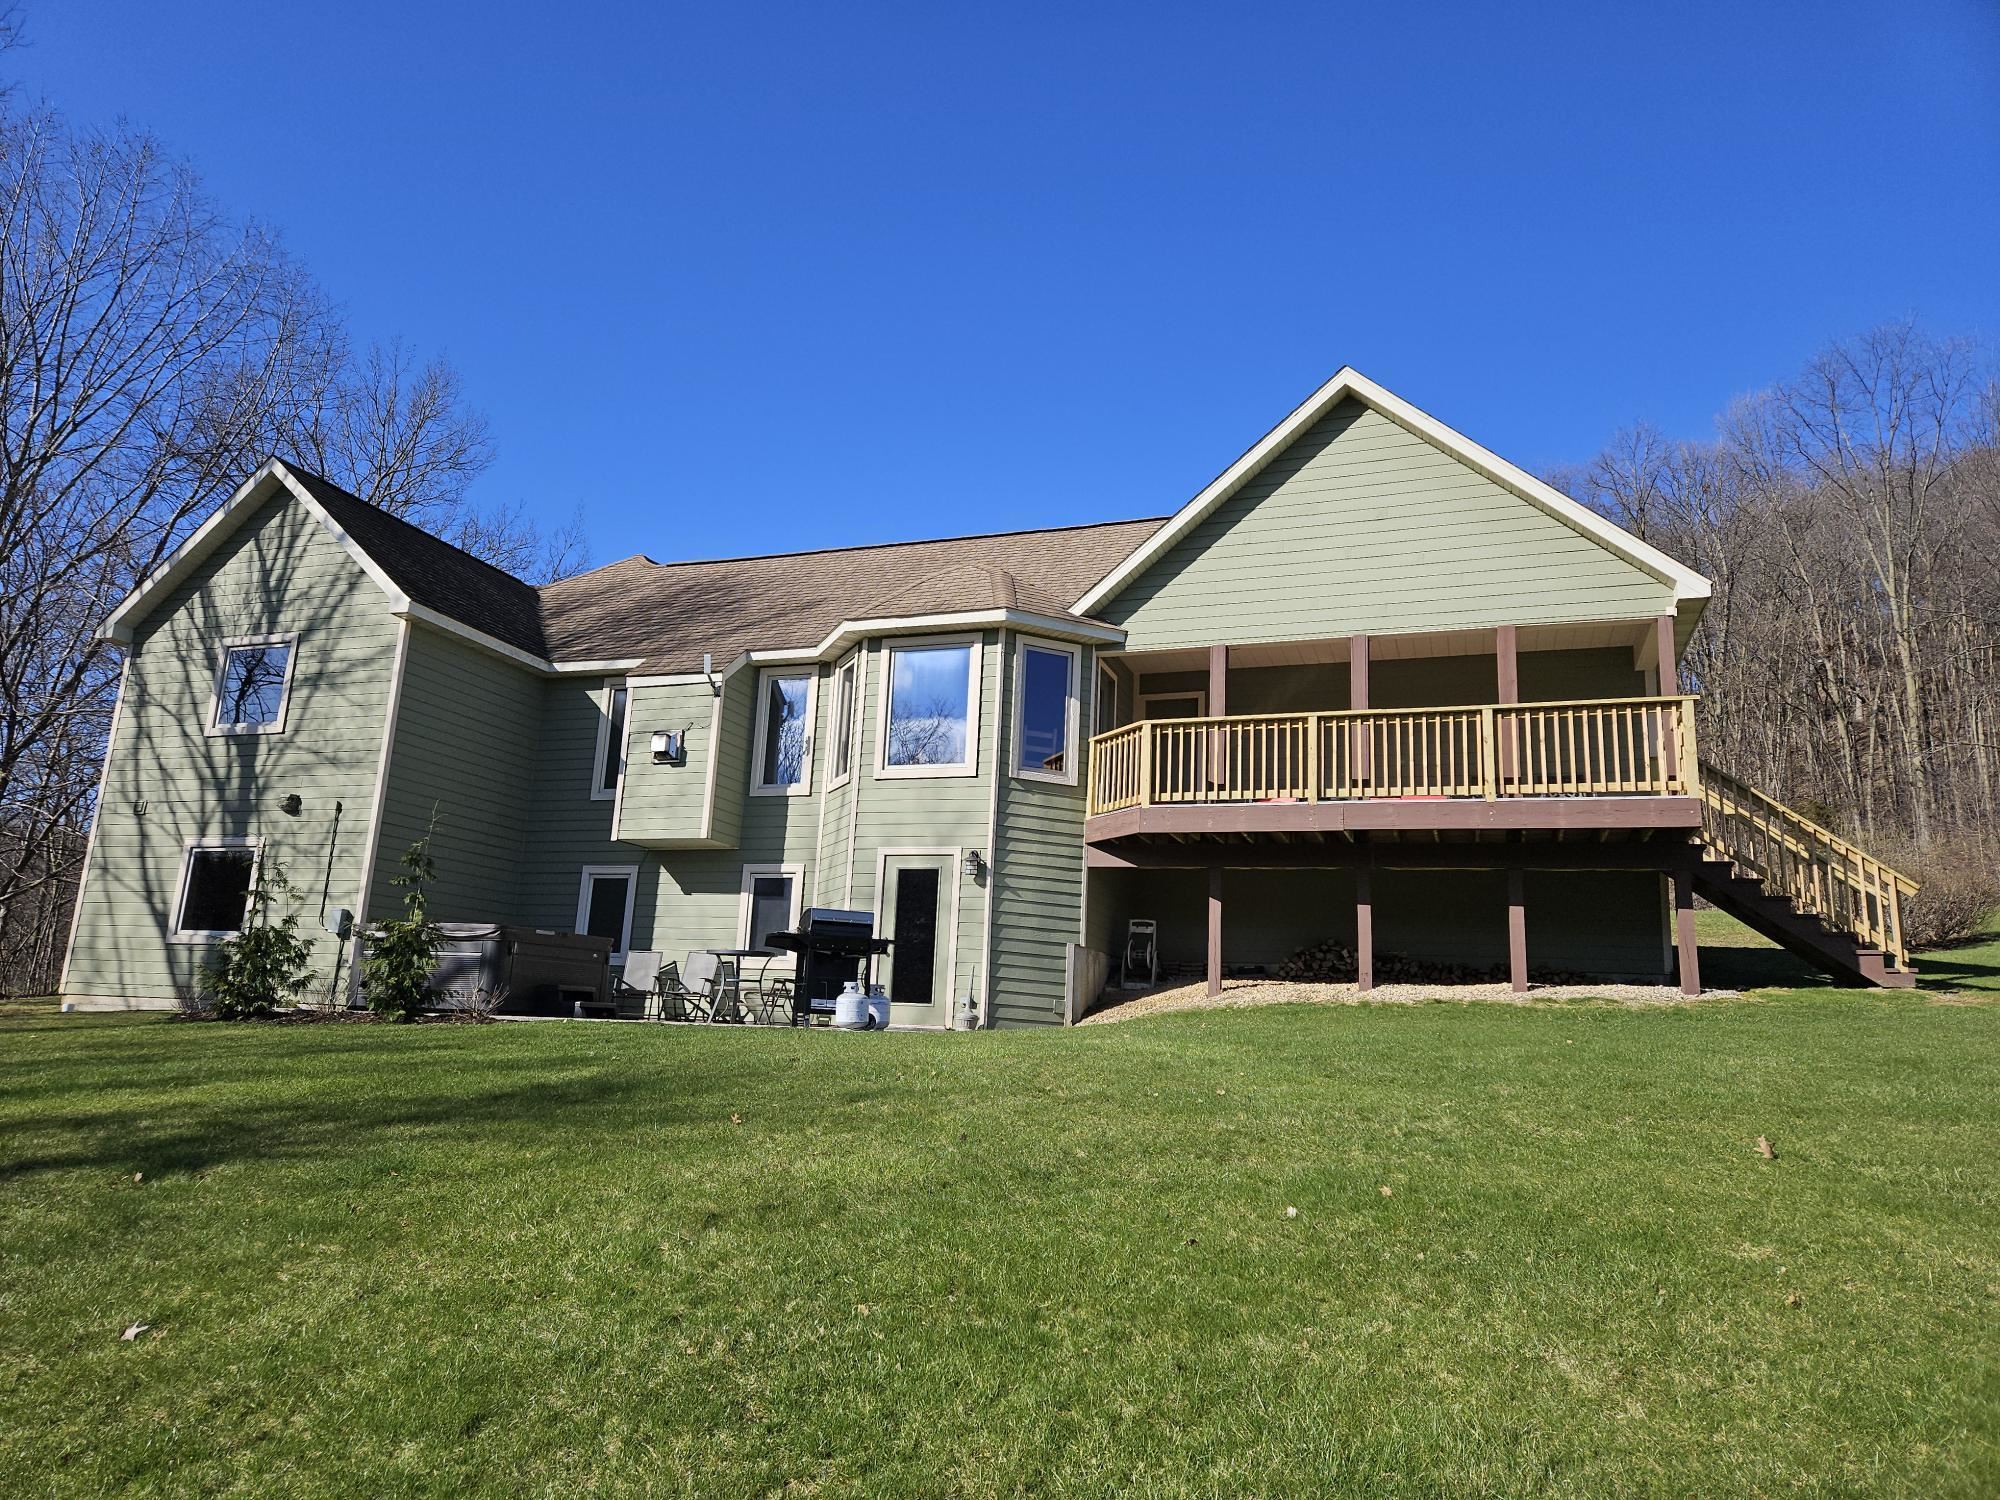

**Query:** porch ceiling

left=1106, top=618, right=1656, bottom=673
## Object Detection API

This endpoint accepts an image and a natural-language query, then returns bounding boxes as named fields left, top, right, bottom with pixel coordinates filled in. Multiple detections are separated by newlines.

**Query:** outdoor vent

left=651, top=729, right=686, bottom=765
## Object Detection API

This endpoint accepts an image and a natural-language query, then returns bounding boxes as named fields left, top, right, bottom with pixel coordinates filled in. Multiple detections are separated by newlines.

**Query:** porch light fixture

left=651, top=729, right=686, bottom=765
left=961, top=849, right=986, bottom=879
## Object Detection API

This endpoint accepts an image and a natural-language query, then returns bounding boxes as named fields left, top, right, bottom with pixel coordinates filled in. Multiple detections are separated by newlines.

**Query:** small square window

left=211, top=639, right=293, bottom=733
left=176, top=846, right=257, bottom=936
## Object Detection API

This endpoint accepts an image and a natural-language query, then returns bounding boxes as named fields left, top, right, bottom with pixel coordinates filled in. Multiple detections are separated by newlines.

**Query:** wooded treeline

left=0, top=88, right=584, bottom=995
left=1553, top=323, right=1999, bottom=875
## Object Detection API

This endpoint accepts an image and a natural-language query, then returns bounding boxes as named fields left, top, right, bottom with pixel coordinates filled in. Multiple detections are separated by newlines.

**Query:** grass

left=2, top=940, right=1997, bottom=1496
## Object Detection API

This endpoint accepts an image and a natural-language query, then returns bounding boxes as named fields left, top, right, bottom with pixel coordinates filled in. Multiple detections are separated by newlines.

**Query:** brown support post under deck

left=1506, top=866, right=1528, bottom=993
left=1672, top=865, right=1702, bottom=996
left=1495, top=623, right=1518, bottom=783
left=1207, top=865, right=1224, bottom=998
left=1355, top=866, right=1374, bottom=991
left=1654, top=613, right=1677, bottom=694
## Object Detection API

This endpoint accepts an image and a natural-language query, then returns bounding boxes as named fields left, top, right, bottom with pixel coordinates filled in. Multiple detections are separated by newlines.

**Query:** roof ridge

left=611, top=513, right=1171, bottom=573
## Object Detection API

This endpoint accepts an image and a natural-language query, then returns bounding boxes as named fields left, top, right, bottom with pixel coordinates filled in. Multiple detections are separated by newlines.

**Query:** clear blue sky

left=15, top=2, right=1999, bottom=566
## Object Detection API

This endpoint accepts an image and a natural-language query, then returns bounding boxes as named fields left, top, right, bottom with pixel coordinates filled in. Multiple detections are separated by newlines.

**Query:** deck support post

left=1355, top=865, right=1374, bottom=991
left=1654, top=613, right=1677, bottom=693
left=1207, top=864, right=1224, bottom=998
left=1672, top=862, right=1701, bottom=996
left=1506, top=865, right=1528, bottom=993
left=1208, top=643, right=1228, bottom=717
left=1495, top=623, right=1518, bottom=785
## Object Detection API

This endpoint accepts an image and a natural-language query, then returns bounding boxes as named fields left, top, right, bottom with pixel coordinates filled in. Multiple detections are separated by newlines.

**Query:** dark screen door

left=889, top=867, right=942, bottom=1007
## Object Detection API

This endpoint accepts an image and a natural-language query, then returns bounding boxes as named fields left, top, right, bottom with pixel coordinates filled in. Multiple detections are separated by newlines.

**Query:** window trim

left=827, top=651, right=860, bottom=789
left=590, top=679, right=630, bottom=801
left=1010, top=636, right=1081, bottom=786
left=204, top=633, right=299, bottom=738
left=737, top=863, right=805, bottom=950
left=750, top=667, right=818, bottom=797
left=575, top=864, right=640, bottom=962
left=1095, top=661, right=1120, bottom=736
left=875, top=633, right=983, bottom=780
left=169, top=837, right=263, bottom=944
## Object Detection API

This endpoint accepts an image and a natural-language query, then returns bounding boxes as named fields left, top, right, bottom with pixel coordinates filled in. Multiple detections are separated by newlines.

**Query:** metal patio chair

left=610, top=950, right=662, bottom=1019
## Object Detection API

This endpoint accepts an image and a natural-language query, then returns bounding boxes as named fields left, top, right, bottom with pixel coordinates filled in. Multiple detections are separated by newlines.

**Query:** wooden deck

left=1087, top=696, right=1699, bottom=819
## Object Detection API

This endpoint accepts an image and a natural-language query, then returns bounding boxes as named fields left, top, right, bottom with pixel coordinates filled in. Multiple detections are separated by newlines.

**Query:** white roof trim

left=1070, top=367, right=1712, bottom=616
left=628, top=609, right=1125, bottom=683
left=100, top=459, right=412, bottom=644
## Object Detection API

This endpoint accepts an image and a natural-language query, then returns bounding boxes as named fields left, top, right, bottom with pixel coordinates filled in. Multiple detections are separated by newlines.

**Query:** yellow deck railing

left=1087, top=696, right=1701, bottom=815
left=1697, top=764, right=1916, bottom=969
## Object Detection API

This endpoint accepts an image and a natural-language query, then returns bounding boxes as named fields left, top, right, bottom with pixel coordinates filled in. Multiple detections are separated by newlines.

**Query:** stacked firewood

left=1274, top=939, right=1590, bottom=986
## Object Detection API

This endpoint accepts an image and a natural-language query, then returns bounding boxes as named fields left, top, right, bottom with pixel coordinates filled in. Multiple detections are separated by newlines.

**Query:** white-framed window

left=751, top=668, right=817, bottom=796
left=206, top=634, right=298, bottom=736
left=171, top=837, right=262, bottom=942
left=738, top=864, right=804, bottom=952
left=1012, top=637, right=1081, bottom=784
left=591, top=680, right=629, bottom=800
left=828, top=651, right=859, bottom=788
left=877, top=635, right=982, bottom=779
left=1095, top=661, right=1120, bottom=736
left=575, top=865, right=640, bottom=961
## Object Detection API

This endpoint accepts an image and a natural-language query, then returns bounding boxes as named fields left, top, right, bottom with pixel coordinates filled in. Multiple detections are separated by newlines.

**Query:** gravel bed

left=1079, top=976, right=1742, bottom=1024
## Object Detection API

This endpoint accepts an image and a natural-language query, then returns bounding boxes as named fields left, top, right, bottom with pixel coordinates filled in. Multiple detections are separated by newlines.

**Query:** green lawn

left=3, top=945, right=1997, bottom=1496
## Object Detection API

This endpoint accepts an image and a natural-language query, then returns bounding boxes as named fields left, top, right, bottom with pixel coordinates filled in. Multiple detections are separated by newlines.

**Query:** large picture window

left=753, top=669, right=816, bottom=795
left=208, top=635, right=296, bottom=735
left=879, top=637, right=980, bottom=777
left=1013, top=639, right=1079, bottom=782
left=173, top=840, right=259, bottom=940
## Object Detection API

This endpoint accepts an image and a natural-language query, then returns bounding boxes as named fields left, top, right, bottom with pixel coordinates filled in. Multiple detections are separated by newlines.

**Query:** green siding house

left=60, top=369, right=1919, bottom=1021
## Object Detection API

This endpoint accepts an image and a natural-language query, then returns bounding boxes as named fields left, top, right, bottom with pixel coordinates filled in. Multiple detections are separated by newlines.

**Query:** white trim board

left=1070, top=367, right=1713, bottom=616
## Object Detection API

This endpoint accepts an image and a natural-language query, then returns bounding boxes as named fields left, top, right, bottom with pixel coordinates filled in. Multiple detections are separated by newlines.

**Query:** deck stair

left=1694, top=764, right=1918, bottom=988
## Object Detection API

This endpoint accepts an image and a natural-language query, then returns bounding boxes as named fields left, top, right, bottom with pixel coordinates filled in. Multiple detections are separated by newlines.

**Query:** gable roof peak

left=1069, top=366, right=1711, bottom=616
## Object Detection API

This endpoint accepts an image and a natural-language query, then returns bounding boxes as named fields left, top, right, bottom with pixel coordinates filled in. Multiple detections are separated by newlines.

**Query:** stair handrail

left=1697, top=761, right=1917, bottom=969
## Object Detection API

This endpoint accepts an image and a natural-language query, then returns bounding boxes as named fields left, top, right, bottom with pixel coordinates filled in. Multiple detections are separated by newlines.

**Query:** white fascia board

left=1070, top=367, right=1712, bottom=616
left=395, top=603, right=552, bottom=674
left=549, top=657, right=646, bottom=675
left=814, top=608, right=1125, bottom=659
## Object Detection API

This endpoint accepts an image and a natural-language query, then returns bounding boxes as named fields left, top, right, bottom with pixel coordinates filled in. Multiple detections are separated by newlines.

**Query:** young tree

left=197, top=861, right=316, bottom=1019
left=362, top=834, right=445, bottom=1022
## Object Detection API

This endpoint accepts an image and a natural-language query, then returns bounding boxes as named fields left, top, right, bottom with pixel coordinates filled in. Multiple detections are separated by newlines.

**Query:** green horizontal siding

left=63, top=494, right=397, bottom=1006
left=1101, top=399, right=1676, bottom=651
left=367, top=623, right=542, bottom=924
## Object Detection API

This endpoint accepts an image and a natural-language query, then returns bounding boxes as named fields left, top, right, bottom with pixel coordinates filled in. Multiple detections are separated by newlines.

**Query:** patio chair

left=610, top=950, right=662, bottom=1018
left=656, top=959, right=711, bottom=1023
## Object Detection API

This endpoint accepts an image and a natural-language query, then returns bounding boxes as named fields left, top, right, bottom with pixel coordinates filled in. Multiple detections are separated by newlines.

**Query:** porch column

left=1208, top=643, right=1228, bottom=717
left=1207, top=864, right=1224, bottom=998
left=1350, top=634, right=1370, bottom=782
left=1495, top=623, right=1518, bottom=784
left=1672, top=863, right=1702, bottom=996
left=1506, top=865, right=1528, bottom=993
left=1654, top=613, right=1677, bottom=694
left=1355, top=865, right=1374, bottom=991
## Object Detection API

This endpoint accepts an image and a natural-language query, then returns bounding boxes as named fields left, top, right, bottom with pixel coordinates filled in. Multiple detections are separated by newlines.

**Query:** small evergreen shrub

left=197, top=861, right=316, bottom=1019
left=363, top=834, right=445, bottom=1021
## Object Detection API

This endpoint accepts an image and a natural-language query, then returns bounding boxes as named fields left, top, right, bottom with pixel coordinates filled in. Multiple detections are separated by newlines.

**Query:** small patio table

left=697, top=950, right=784, bottom=1023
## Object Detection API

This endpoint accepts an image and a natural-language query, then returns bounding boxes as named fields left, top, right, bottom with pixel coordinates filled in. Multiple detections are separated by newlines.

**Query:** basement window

left=173, top=841, right=259, bottom=940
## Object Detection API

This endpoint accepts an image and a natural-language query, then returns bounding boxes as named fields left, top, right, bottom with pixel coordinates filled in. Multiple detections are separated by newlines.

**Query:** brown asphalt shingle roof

left=283, top=463, right=1165, bottom=669
left=286, top=467, right=551, bottom=658
left=534, top=516, right=1167, bottom=672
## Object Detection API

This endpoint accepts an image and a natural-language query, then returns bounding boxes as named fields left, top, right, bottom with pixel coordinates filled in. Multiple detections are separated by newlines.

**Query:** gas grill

left=765, top=907, right=891, bottom=1025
